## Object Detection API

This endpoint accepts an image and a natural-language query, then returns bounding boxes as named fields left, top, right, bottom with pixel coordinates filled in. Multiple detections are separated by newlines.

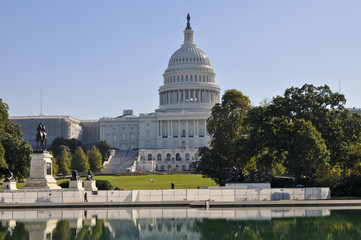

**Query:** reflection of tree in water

left=52, top=219, right=112, bottom=240
left=193, top=210, right=361, bottom=240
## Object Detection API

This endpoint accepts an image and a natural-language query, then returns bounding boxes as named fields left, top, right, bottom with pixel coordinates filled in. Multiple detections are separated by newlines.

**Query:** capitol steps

left=103, top=150, right=139, bottom=174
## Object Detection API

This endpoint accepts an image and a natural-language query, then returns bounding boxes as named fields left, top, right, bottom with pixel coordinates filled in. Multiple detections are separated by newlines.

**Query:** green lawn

left=93, top=174, right=218, bottom=190
left=1, top=174, right=218, bottom=190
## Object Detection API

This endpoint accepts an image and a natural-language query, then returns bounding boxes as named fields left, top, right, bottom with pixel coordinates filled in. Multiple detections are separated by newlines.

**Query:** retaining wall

left=0, top=188, right=330, bottom=204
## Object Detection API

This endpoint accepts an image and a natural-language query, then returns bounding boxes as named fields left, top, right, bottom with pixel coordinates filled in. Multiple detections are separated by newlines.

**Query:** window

left=186, top=153, right=190, bottom=161
left=199, top=130, right=205, bottom=137
left=166, top=154, right=171, bottom=161
left=181, top=130, right=186, bottom=138
left=131, top=133, right=135, bottom=139
left=122, top=133, right=126, bottom=140
left=189, top=130, right=193, bottom=137
left=176, top=153, right=181, bottom=161
left=157, top=154, right=162, bottom=161
left=148, top=154, right=152, bottom=161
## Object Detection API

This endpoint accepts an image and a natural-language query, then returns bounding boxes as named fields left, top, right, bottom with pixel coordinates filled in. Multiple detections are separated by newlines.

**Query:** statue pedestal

left=69, top=180, right=84, bottom=190
left=84, top=180, right=97, bottom=191
left=1, top=181, right=17, bottom=191
left=23, top=152, right=61, bottom=190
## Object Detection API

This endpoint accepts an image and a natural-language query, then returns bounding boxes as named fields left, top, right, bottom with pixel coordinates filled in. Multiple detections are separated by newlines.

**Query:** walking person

left=84, top=192, right=88, bottom=202
left=171, top=182, right=174, bottom=189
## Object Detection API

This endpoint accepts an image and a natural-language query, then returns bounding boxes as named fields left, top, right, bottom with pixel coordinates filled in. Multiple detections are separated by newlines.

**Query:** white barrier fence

left=0, top=188, right=330, bottom=204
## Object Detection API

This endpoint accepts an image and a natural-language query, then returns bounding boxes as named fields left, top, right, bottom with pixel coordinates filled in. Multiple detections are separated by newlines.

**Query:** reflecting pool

left=0, top=207, right=361, bottom=239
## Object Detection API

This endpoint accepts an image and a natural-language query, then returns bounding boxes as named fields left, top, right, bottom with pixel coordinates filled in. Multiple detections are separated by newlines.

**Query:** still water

left=0, top=207, right=360, bottom=239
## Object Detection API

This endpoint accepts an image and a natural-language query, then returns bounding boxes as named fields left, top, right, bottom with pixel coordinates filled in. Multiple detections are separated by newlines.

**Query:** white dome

left=168, top=45, right=211, bottom=67
left=156, top=15, right=220, bottom=113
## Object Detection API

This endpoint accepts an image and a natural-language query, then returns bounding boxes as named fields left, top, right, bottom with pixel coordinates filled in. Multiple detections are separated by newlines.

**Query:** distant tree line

left=49, top=138, right=111, bottom=176
left=196, top=84, right=361, bottom=196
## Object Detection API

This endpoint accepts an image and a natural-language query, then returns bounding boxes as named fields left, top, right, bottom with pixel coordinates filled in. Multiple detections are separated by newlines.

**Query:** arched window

left=161, top=165, right=165, bottom=171
left=185, top=153, right=190, bottom=161
left=157, top=154, right=162, bottom=161
left=176, top=153, right=181, bottom=161
left=166, top=153, right=171, bottom=161
left=167, top=165, right=172, bottom=170
left=148, top=154, right=152, bottom=161
left=182, top=165, right=187, bottom=171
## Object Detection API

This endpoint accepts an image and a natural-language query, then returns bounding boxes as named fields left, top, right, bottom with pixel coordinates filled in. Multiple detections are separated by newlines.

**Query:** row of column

left=156, top=119, right=206, bottom=138
left=159, top=89, right=219, bottom=105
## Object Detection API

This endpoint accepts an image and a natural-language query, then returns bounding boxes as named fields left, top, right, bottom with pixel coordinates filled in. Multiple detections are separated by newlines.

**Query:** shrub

left=59, top=181, right=69, bottom=188
left=96, top=180, right=113, bottom=190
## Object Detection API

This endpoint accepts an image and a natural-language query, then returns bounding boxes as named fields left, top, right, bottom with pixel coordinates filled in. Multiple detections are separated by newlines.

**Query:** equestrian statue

left=36, top=122, right=47, bottom=151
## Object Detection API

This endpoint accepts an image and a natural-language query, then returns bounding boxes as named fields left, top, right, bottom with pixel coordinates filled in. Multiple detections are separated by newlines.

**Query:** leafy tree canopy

left=0, top=99, right=32, bottom=180
left=49, top=137, right=83, bottom=158
left=56, top=148, right=71, bottom=176
left=71, top=146, right=90, bottom=172
left=87, top=146, right=103, bottom=172
left=196, top=89, right=251, bottom=185
left=95, top=140, right=111, bottom=162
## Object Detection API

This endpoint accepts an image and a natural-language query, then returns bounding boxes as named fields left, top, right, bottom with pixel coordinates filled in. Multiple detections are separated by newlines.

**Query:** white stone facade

left=98, top=16, right=220, bottom=172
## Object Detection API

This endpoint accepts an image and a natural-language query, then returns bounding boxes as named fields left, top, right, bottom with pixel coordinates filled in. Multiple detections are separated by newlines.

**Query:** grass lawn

left=1, top=174, right=218, bottom=190
left=93, top=174, right=218, bottom=190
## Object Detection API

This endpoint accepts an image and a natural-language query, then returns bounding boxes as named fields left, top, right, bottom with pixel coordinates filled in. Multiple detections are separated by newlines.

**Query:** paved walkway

left=1, top=199, right=361, bottom=209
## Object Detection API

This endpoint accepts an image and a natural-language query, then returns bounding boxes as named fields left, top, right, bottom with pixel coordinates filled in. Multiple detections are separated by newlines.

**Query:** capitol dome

left=157, top=14, right=220, bottom=113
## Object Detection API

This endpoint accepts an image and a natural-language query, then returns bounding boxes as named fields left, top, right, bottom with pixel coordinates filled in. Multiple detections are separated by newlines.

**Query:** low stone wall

left=0, top=188, right=330, bottom=204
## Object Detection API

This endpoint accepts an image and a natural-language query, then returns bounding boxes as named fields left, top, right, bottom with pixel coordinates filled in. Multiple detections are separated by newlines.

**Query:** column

left=169, top=120, right=172, bottom=136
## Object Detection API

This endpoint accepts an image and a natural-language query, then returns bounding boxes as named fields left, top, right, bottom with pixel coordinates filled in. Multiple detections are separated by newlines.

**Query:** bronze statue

left=86, top=170, right=94, bottom=180
left=186, top=13, right=191, bottom=30
left=36, top=122, right=47, bottom=151
left=4, top=170, right=14, bottom=182
left=71, top=170, right=80, bottom=181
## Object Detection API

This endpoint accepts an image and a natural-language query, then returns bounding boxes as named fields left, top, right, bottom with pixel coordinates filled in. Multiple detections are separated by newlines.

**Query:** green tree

left=71, top=147, right=90, bottom=172
left=49, top=137, right=83, bottom=158
left=49, top=150, right=59, bottom=176
left=56, top=148, right=71, bottom=176
left=0, top=143, right=8, bottom=175
left=87, top=146, right=103, bottom=172
left=0, top=99, right=32, bottom=180
left=196, top=89, right=251, bottom=185
left=243, top=84, right=361, bottom=184
left=96, top=140, right=111, bottom=162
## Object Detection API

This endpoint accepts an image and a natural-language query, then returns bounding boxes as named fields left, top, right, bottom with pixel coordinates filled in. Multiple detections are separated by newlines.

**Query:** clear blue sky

left=1, top=1, right=361, bottom=120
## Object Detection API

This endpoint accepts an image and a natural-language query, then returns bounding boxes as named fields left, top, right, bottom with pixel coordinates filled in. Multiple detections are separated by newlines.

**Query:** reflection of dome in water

left=157, top=14, right=220, bottom=113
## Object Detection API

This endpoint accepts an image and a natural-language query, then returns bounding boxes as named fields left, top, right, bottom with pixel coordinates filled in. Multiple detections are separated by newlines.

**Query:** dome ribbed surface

left=168, top=45, right=210, bottom=67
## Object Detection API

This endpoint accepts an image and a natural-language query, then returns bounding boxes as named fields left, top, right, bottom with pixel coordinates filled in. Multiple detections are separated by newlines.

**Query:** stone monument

left=23, top=123, right=61, bottom=190
left=1, top=170, right=17, bottom=191
left=69, top=170, right=84, bottom=190
left=84, top=170, right=97, bottom=191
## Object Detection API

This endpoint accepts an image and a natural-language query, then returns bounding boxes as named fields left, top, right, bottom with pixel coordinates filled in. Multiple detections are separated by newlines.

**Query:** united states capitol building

left=11, top=15, right=221, bottom=173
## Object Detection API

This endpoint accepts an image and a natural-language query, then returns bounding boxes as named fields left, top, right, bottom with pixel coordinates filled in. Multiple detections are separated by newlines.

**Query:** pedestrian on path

left=84, top=192, right=88, bottom=202
left=171, top=182, right=174, bottom=189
